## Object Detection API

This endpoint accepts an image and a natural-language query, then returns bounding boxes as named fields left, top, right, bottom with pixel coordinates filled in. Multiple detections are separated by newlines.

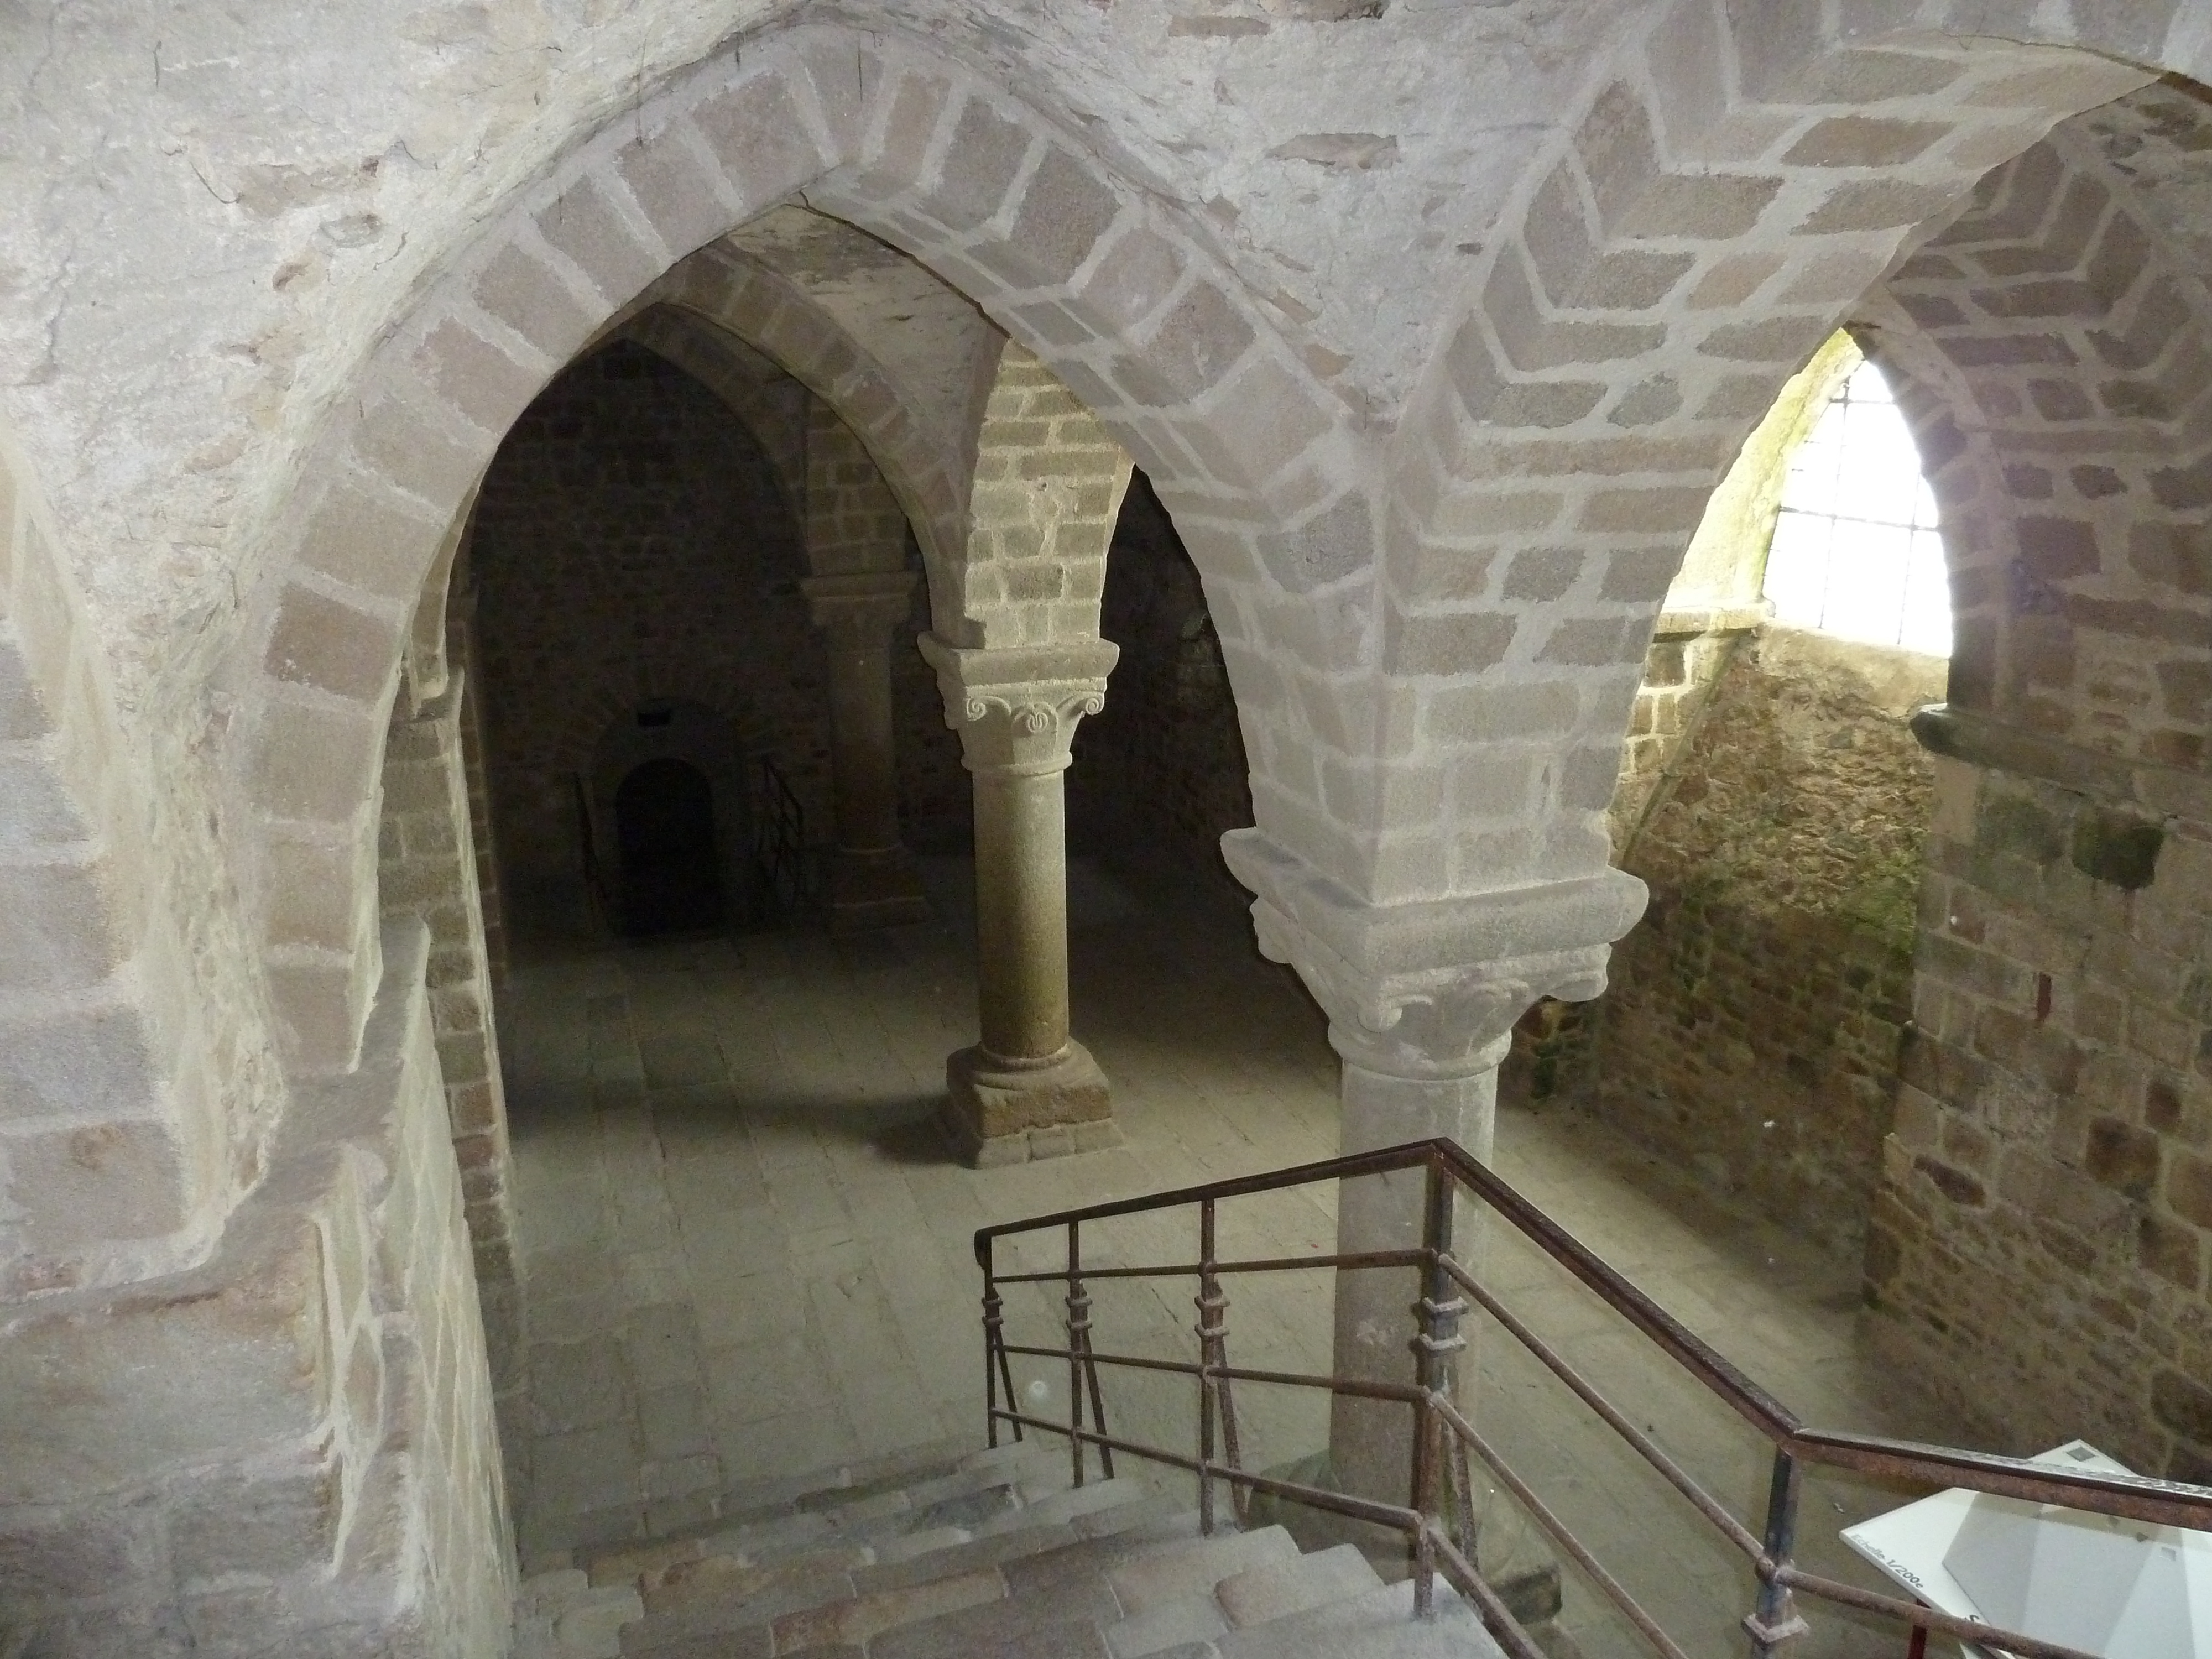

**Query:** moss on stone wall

left=1564, top=627, right=1945, bottom=1257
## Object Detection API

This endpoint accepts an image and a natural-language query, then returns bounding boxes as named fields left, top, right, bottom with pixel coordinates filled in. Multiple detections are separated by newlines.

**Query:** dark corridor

left=615, top=757, right=724, bottom=936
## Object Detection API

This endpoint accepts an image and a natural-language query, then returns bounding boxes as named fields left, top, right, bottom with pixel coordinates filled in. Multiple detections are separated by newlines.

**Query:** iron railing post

left=987, top=1239, right=1004, bottom=1451
left=971, top=1139, right=2212, bottom=1659
left=982, top=1235, right=1020, bottom=1448
left=1196, top=1197, right=1221, bottom=1534
left=1062, top=1218, right=1113, bottom=1480
left=1067, top=1222, right=1088, bottom=1488
left=1745, top=1448, right=1809, bottom=1657
left=1411, top=1157, right=1468, bottom=1618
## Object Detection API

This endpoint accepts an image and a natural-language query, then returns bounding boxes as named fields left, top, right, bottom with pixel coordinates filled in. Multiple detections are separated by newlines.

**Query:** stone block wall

left=802, top=393, right=970, bottom=847
left=379, top=679, right=526, bottom=1493
left=895, top=603, right=972, bottom=848
left=1605, top=618, right=1757, bottom=852
left=456, top=603, right=510, bottom=985
left=467, top=338, right=966, bottom=929
left=23, top=11, right=2212, bottom=1651
left=0, top=424, right=514, bottom=1656
left=468, top=340, right=834, bottom=932
left=1871, top=740, right=2212, bottom=1476
left=1556, top=627, right=1943, bottom=1255
left=0, top=437, right=237, bottom=1301
left=949, top=343, right=1131, bottom=650
left=1072, top=471, right=1254, bottom=886
left=804, top=400, right=910, bottom=577
left=1876, top=124, right=2212, bottom=774
left=0, top=921, right=511, bottom=1656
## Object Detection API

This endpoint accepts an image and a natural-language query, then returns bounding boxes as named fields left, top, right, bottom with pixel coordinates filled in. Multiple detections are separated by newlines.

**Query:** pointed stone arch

left=1868, top=121, right=2212, bottom=768
left=613, top=306, right=813, bottom=533
left=643, top=244, right=972, bottom=586
left=227, top=20, right=1363, bottom=1076
left=1355, top=7, right=2156, bottom=915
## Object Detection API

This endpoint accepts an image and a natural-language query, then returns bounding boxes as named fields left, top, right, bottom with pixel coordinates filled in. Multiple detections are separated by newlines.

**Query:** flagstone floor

left=500, top=854, right=1973, bottom=1656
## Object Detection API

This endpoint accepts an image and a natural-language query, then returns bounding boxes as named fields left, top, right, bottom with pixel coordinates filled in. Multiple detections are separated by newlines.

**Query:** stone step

left=853, top=1516, right=1432, bottom=1659
left=977, top=1474, right=1153, bottom=1535
left=1072, top=1491, right=1201, bottom=1543
left=533, top=1434, right=1492, bottom=1659
left=1098, top=1526, right=1333, bottom=1657
left=1212, top=1577, right=1503, bottom=1658
left=884, top=1510, right=1260, bottom=1655
left=1103, top=1524, right=1301, bottom=1615
left=618, top=1554, right=863, bottom=1653
left=1215, top=1542, right=1386, bottom=1629
left=719, top=1436, right=986, bottom=1522
left=609, top=1504, right=1199, bottom=1659
left=585, top=1446, right=1046, bottom=1588
left=601, top=1471, right=1186, bottom=1656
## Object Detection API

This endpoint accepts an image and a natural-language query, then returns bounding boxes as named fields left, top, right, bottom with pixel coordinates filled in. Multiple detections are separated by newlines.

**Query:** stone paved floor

left=500, top=855, right=1970, bottom=1656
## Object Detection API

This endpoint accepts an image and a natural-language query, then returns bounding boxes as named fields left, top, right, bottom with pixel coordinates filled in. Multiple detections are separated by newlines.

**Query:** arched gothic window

left=1762, top=358, right=1952, bottom=657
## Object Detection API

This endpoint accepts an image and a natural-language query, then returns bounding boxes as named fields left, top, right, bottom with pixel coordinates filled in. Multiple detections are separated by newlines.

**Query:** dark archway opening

left=615, top=757, right=724, bottom=936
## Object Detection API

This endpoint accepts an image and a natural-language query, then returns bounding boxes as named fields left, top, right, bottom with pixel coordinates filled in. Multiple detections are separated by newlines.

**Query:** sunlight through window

left=1764, top=358, right=1953, bottom=656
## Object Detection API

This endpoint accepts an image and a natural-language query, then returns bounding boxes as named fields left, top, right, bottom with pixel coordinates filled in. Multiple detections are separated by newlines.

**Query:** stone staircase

left=515, top=1439, right=1504, bottom=1658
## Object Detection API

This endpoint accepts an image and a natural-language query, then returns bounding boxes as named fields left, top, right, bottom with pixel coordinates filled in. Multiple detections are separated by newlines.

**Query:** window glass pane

left=1765, top=512, right=1832, bottom=629
left=1762, top=354, right=1953, bottom=654
left=1901, top=529, right=1954, bottom=656
left=1823, top=515, right=1910, bottom=646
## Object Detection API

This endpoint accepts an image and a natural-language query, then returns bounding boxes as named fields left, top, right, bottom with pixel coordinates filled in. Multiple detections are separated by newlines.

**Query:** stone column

left=1222, top=830, right=1646, bottom=1509
left=921, top=633, right=1122, bottom=1165
left=802, top=572, right=931, bottom=931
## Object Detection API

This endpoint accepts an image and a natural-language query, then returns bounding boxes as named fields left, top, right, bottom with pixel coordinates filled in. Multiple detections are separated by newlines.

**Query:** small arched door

left=614, top=757, right=724, bottom=936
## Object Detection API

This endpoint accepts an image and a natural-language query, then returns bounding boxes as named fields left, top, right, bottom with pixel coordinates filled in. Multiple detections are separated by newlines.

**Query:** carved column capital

left=1220, top=829, right=1647, bottom=1080
left=800, top=570, right=917, bottom=636
left=917, top=633, right=1120, bottom=776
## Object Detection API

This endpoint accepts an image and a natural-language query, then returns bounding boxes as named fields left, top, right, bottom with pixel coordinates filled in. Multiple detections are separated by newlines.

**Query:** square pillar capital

left=1221, top=828, right=1647, bottom=1078
left=916, top=632, right=1120, bottom=774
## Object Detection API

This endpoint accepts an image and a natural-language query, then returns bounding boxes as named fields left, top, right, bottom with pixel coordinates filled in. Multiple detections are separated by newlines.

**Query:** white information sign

left=1840, top=1441, right=2212, bottom=1658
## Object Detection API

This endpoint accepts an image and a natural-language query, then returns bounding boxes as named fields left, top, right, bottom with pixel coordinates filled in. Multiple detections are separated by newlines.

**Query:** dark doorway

left=615, top=757, right=724, bottom=936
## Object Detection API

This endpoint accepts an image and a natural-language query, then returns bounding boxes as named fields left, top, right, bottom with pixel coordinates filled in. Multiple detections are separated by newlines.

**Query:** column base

left=828, top=846, right=931, bottom=932
left=941, top=1041, right=1119, bottom=1167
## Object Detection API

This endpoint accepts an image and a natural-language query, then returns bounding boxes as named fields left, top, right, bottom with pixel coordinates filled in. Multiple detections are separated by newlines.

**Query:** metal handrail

left=750, top=755, right=821, bottom=920
left=973, top=1136, right=2212, bottom=1659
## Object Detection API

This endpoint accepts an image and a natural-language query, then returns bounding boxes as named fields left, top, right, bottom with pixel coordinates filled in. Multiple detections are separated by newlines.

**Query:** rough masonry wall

left=0, top=441, right=227, bottom=1297
left=1605, top=619, right=1757, bottom=852
left=0, top=921, right=510, bottom=1657
left=1851, top=96, right=2212, bottom=1474
left=1072, top=473, right=1254, bottom=886
left=378, top=681, right=525, bottom=1496
left=469, top=341, right=831, bottom=933
left=800, top=393, right=971, bottom=847
left=1567, top=628, right=1941, bottom=1255
left=1874, top=751, right=2212, bottom=1479
left=894, top=611, right=971, bottom=848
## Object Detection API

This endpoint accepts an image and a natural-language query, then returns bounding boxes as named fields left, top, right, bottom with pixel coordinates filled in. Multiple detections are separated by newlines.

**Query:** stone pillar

left=1325, top=1021, right=1515, bottom=1511
left=921, top=633, right=1122, bottom=1165
left=802, top=571, right=931, bottom=931
left=1222, top=830, right=1646, bottom=1508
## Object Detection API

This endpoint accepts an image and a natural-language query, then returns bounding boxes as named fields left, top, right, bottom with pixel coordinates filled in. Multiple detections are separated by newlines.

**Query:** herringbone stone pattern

left=505, top=857, right=1960, bottom=1656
